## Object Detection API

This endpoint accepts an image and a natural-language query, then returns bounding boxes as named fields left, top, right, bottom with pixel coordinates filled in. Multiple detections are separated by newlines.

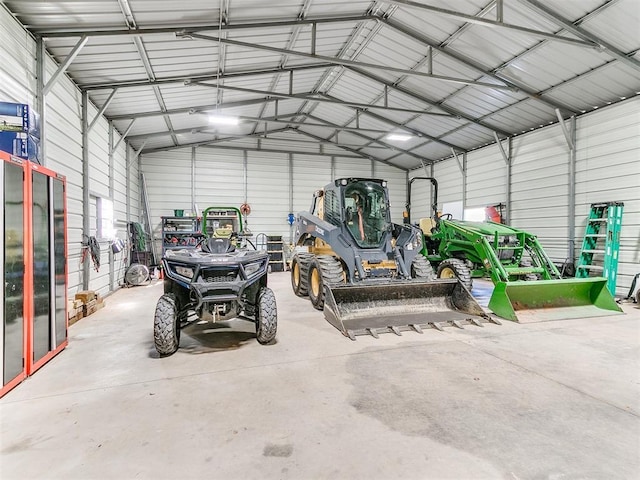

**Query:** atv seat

left=201, top=237, right=235, bottom=254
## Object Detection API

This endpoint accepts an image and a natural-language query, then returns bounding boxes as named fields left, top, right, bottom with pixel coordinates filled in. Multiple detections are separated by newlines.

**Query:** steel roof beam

left=33, top=15, right=378, bottom=38
left=43, top=35, right=88, bottom=95
left=141, top=128, right=291, bottom=154
left=296, top=129, right=411, bottom=171
left=82, top=63, right=331, bottom=91
left=189, top=81, right=453, bottom=116
left=380, top=17, right=578, bottom=115
left=185, top=33, right=516, bottom=91
left=519, top=0, right=640, bottom=72
left=383, top=0, right=598, bottom=48
left=346, top=66, right=512, bottom=137
left=299, top=115, right=438, bottom=165
left=316, top=95, right=465, bottom=151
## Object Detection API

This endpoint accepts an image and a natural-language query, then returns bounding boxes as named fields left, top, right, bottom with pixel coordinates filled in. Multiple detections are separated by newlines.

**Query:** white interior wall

left=141, top=149, right=409, bottom=254
left=408, top=97, right=640, bottom=296
left=575, top=97, right=640, bottom=296
left=0, top=5, right=136, bottom=297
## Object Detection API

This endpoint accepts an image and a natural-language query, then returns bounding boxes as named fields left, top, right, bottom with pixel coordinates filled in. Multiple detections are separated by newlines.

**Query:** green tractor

left=406, top=177, right=622, bottom=322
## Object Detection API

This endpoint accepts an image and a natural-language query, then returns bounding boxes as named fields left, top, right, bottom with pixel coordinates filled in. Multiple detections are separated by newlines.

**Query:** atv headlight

left=175, top=266, right=194, bottom=278
left=244, top=261, right=262, bottom=277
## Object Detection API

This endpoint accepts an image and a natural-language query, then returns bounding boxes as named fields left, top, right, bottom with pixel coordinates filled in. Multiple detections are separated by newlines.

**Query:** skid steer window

left=344, top=182, right=388, bottom=248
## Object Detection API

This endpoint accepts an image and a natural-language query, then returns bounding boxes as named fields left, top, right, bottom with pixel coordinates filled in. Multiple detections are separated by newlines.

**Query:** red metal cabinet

left=1, top=151, right=67, bottom=398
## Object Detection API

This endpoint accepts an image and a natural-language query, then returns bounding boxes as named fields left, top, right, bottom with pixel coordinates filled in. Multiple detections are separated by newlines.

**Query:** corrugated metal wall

left=408, top=97, right=640, bottom=296
left=575, top=97, right=640, bottom=296
left=0, top=5, right=137, bottom=297
left=141, top=149, right=409, bottom=254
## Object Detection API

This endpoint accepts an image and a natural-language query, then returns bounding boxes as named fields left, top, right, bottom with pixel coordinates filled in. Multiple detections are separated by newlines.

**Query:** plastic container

left=174, top=209, right=184, bottom=217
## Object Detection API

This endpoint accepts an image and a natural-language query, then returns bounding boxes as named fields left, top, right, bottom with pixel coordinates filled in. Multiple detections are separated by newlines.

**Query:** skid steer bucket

left=488, top=277, right=623, bottom=323
left=323, top=279, right=499, bottom=340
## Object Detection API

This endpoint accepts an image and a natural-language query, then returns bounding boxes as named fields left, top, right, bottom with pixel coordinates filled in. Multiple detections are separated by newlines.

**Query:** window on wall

left=97, top=197, right=115, bottom=240
left=464, top=207, right=486, bottom=221
left=441, top=201, right=463, bottom=220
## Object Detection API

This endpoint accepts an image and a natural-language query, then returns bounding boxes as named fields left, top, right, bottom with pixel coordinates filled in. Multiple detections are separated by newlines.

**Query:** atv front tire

left=256, top=287, right=277, bottom=344
left=154, top=293, right=181, bottom=356
left=437, top=258, right=473, bottom=291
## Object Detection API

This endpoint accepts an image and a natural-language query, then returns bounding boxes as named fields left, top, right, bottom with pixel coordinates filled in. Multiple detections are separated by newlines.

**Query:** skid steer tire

left=308, top=255, right=344, bottom=310
left=256, top=287, right=277, bottom=345
left=437, top=258, right=473, bottom=291
left=291, top=253, right=313, bottom=297
left=411, top=253, right=436, bottom=280
left=154, top=293, right=181, bottom=356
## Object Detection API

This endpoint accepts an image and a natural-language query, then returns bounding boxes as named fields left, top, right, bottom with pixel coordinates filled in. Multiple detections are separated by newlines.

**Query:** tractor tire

left=437, top=258, right=473, bottom=291
left=291, top=253, right=313, bottom=297
left=411, top=253, right=436, bottom=280
left=308, top=255, right=345, bottom=311
left=153, top=293, right=181, bottom=356
left=519, top=259, right=539, bottom=281
left=256, top=287, right=277, bottom=345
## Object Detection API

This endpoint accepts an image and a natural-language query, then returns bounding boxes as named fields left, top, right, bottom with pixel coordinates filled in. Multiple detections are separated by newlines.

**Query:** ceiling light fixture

left=386, top=133, right=412, bottom=142
left=208, top=115, right=240, bottom=126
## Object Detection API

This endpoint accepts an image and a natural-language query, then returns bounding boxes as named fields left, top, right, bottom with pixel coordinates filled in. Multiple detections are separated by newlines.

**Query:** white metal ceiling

left=4, top=0, right=640, bottom=170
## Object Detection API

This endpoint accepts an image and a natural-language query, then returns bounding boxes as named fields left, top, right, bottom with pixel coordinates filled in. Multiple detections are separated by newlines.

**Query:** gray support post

left=555, top=110, right=577, bottom=263
left=243, top=150, right=248, bottom=204
left=36, top=37, right=47, bottom=166
left=288, top=153, right=294, bottom=244
left=108, top=122, right=115, bottom=291
left=451, top=148, right=466, bottom=211
left=126, top=145, right=131, bottom=222
left=494, top=132, right=512, bottom=224
left=82, top=91, right=91, bottom=290
left=330, top=156, right=336, bottom=180
left=569, top=116, right=577, bottom=263
left=191, top=147, right=196, bottom=213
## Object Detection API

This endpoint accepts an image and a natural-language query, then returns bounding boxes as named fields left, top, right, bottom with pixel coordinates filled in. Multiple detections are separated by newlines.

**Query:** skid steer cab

left=290, top=178, right=496, bottom=340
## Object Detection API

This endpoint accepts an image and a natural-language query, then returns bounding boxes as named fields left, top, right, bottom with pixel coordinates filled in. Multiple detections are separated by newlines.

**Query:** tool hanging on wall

left=81, top=235, right=101, bottom=272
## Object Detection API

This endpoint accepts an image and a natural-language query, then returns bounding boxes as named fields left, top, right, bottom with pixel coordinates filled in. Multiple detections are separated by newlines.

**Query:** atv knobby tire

left=154, top=293, right=181, bottom=356
left=308, top=255, right=344, bottom=310
left=411, top=253, right=436, bottom=280
left=256, top=287, right=277, bottom=344
left=437, top=258, right=473, bottom=291
left=291, top=253, right=314, bottom=297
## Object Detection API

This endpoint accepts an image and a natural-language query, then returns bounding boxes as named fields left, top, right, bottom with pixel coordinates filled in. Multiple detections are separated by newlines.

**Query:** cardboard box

left=0, top=131, right=40, bottom=163
left=0, top=102, right=41, bottom=163
left=0, top=102, right=33, bottom=132
left=75, top=290, right=96, bottom=303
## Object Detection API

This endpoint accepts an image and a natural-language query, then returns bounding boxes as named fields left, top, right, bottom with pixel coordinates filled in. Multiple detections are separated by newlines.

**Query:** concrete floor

left=1, top=273, right=639, bottom=479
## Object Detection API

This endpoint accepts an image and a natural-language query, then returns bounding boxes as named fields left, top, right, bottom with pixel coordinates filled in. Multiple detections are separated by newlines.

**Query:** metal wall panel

left=510, top=126, right=570, bottom=262
left=433, top=160, right=464, bottom=215
left=292, top=154, right=332, bottom=216
left=466, top=144, right=507, bottom=209
left=246, top=151, right=290, bottom=240
left=575, top=97, right=640, bottom=296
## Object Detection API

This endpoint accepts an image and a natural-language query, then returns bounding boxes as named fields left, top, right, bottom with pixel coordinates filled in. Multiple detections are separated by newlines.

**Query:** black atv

left=153, top=236, right=277, bottom=356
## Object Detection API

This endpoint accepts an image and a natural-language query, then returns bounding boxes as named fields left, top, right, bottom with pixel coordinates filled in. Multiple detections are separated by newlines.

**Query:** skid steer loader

left=290, top=178, right=499, bottom=339
left=405, top=177, right=622, bottom=323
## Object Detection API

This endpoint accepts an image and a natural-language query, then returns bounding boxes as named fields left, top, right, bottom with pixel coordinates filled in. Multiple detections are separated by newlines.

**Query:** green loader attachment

left=406, top=177, right=623, bottom=323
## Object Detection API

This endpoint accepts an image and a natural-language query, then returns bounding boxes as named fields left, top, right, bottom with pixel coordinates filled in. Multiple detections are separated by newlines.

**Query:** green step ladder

left=576, top=202, right=624, bottom=295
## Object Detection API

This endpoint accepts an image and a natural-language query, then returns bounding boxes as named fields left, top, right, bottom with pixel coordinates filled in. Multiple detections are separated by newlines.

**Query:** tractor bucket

left=488, top=277, right=623, bottom=323
left=323, top=279, right=499, bottom=340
